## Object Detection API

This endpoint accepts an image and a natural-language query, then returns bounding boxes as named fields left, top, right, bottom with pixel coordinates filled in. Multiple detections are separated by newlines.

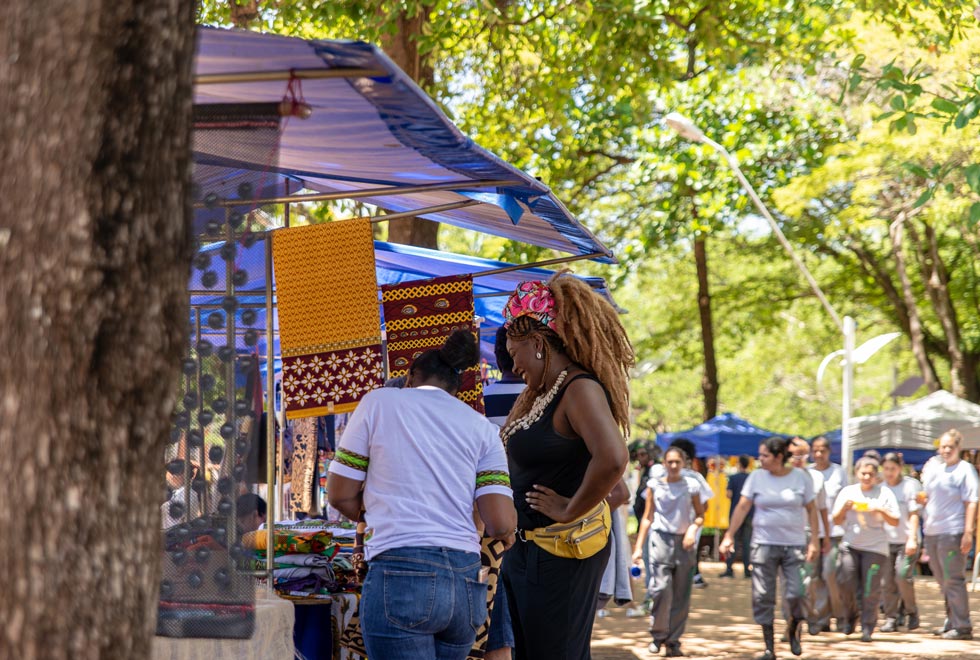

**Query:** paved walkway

left=591, top=561, right=980, bottom=659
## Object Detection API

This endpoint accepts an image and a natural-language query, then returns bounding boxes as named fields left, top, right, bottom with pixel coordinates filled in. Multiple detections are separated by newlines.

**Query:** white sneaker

left=626, top=607, right=647, bottom=618
left=597, top=609, right=611, bottom=618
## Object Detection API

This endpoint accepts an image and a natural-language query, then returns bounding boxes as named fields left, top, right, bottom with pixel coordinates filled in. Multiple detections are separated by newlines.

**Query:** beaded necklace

left=499, top=368, right=569, bottom=443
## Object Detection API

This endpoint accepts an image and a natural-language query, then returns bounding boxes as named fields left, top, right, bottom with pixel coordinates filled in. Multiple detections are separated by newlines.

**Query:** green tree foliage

left=776, top=18, right=980, bottom=401
left=198, top=1, right=980, bottom=433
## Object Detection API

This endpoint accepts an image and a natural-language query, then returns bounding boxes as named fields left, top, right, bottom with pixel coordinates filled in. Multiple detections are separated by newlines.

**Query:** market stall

left=161, top=24, right=617, bottom=660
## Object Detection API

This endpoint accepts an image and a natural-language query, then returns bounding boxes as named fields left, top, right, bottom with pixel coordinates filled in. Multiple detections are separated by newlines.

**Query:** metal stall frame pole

left=841, top=316, right=856, bottom=482
left=193, top=179, right=522, bottom=209
left=223, top=220, right=240, bottom=578
left=265, top=225, right=277, bottom=587
left=277, top=180, right=290, bottom=525
left=196, top=310, right=207, bottom=517
left=182, top=311, right=195, bottom=524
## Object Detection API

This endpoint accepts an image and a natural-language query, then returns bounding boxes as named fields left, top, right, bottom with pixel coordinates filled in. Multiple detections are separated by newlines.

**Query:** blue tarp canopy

left=813, top=429, right=936, bottom=469
left=657, top=413, right=793, bottom=458
left=194, top=27, right=613, bottom=262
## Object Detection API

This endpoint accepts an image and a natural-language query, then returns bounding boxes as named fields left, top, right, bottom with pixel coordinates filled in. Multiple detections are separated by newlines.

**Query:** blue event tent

left=657, top=413, right=793, bottom=458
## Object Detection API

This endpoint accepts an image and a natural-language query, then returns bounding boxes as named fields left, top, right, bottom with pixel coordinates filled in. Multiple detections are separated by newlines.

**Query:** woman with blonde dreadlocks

left=498, top=274, right=632, bottom=660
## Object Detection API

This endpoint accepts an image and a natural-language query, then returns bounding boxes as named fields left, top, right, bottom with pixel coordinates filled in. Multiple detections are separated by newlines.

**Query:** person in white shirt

left=879, top=452, right=923, bottom=633
left=327, top=330, right=517, bottom=659
left=831, top=456, right=900, bottom=642
left=721, top=436, right=820, bottom=660
left=648, top=438, right=713, bottom=589
left=808, top=436, right=846, bottom=634
left=920, top=429, right=979, bottom=640
left=632, top=446, right=705, bottom=658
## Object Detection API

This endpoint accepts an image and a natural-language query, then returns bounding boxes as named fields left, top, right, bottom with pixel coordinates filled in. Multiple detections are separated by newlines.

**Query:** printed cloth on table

left=380, top=274, right=484, bottom=413
left=242, top=529, right=338, bottom=557
left=272, top=218, right=383, bottom=419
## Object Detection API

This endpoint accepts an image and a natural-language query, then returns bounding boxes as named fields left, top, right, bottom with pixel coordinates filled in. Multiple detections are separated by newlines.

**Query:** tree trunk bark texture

left=378, top=5, right=441, bottom=250
left=0, top=3, right=195, bottom=658
left=694, top=235, right=719, bottom=421
left=920, top=222, right=978, bottom=401
left=889, top=220, right=944, bottom=394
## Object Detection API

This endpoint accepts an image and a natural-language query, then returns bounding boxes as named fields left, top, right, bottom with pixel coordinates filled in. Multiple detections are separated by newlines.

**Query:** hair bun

left=438, top=329, right=479, bottom=372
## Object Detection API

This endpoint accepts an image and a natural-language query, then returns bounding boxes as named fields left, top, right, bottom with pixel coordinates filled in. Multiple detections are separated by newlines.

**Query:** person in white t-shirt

left=720, top=436, right=819, bottom=660
left=327, top=330, right=517, bottom=659
left=631, top=446, right=705, bottom=658
left=831, top=456, right=900, bottom=642
left=879, top=452, right=923, bottom=633
left=808, top=435, right=846, bottom=634
left=648, top=438, right=713, bottom=589
left=920, top=429, right=979, bottom=640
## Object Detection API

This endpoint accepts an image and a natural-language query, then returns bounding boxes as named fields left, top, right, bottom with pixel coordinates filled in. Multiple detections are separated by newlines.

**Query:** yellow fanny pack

left=523, top=501, right=611, bottom=559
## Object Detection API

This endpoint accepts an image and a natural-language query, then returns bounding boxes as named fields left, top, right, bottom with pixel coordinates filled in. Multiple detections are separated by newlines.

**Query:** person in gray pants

left=808, top=437, right=846, bottom=634
left=632, top=446, right=705, bottom=658
left=921, top=429, right=979, bottom=640
left=721, top=436, right=820, bottom=660
left=831, top=456, right=900, bottom=642
left=880, top=452, right=922, bottom=632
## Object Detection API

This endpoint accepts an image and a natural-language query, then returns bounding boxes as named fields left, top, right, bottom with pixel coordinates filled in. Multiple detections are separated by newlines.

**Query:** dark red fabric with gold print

left=380, top=274, right=485, bottom=413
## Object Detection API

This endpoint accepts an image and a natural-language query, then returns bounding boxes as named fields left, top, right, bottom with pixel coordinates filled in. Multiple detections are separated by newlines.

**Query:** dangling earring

left=536, top=352, right=542, bottom=359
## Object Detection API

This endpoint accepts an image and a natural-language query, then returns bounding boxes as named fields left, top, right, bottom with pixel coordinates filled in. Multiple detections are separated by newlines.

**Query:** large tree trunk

left=905, top=219, right=976, bottom=400
left=694, top=234, right=719, bottom=420
left=889, top=219, right=943, bottom=393
left=0, top=3, right=195, bottom=658
left=379, top=6, right=440, bottom=250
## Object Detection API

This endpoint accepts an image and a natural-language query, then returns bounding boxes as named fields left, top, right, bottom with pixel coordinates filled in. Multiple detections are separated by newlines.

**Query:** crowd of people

left=320, top=269, right=979, bottom=660
left=630, top=430, right=979, bottom=659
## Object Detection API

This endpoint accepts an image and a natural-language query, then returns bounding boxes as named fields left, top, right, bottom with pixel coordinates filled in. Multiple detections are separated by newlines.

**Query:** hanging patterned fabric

left=272, top=218, right=384, bottom=419
left=380, top=274, right=484, bottom=413
left=288, top=417, right=318, bottom=516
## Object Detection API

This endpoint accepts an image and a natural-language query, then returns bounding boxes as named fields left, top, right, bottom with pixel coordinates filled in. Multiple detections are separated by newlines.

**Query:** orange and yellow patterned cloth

left=380, top=274, right=484, bottom=413
left=272, top=218, right=384, bottom=419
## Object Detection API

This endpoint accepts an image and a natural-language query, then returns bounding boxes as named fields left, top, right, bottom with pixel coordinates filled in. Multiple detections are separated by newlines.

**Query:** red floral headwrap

left=503, top=280, right=558, bottom=331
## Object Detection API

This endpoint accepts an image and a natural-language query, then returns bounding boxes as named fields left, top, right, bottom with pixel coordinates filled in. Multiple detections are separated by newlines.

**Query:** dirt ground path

left=591, top=560, right=980, bottom=660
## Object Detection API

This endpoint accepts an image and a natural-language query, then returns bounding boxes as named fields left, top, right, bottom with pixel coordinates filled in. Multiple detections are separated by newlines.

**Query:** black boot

left=756, top=624, right=776, bottom=660
left=788, top=618, right=802, bottom=656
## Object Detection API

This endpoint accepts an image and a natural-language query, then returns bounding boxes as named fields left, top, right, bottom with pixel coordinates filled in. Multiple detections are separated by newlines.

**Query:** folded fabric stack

left=243, top=521, right=365, bottom=599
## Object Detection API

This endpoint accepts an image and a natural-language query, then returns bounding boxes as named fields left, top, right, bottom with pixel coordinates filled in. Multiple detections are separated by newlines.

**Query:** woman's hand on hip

left=526, top=484, right=573, bottom=522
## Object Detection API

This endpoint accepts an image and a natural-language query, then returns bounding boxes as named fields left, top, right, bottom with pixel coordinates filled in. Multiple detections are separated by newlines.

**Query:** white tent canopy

left=847, top=390, right=980, bottom=451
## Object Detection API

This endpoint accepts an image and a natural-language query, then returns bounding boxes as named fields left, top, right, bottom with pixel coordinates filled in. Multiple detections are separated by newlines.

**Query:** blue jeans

left=361, top=547, right=486, bottom=660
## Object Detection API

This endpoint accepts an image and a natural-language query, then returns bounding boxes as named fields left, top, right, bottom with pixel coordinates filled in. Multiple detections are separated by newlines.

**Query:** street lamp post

left=664, top=112, right=860, bottom=478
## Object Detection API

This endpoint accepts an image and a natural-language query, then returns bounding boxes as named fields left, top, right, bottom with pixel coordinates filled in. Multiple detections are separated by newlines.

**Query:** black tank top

left=507, top=373, right=599, bottom=530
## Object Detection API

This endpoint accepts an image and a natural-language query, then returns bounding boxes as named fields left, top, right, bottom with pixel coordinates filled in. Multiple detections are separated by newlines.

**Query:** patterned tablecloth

left=151, top=588, right=295, bottom=660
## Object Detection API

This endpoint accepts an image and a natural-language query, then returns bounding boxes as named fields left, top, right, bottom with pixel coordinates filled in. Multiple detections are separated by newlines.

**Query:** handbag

left=523, top=500, right=611, bottom=559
